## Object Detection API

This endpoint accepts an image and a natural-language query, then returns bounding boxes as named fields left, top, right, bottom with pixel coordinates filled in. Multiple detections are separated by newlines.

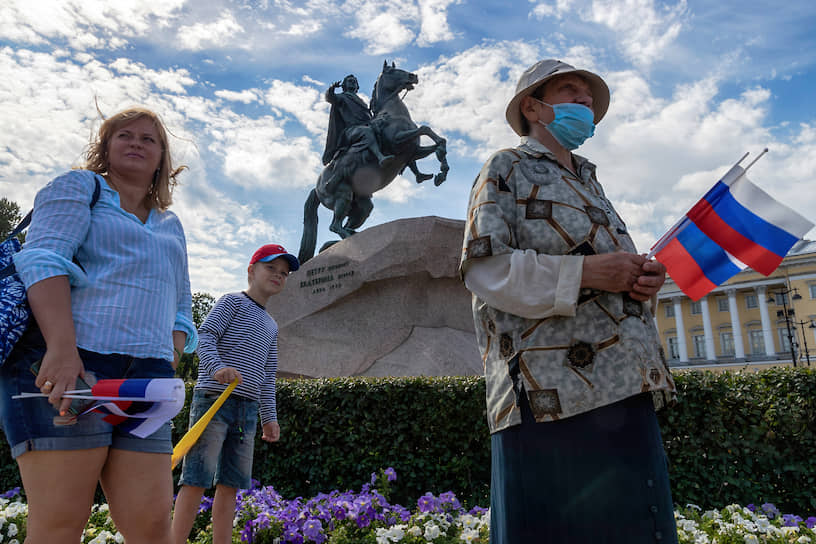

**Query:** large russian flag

left=686, top=165, right=812, bottom=275
left=652, top=157, right=813, bottom=301
left=80, top=378, right=186, bottom=438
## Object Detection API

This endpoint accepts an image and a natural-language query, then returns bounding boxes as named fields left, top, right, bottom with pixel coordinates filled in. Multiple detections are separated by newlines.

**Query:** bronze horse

left=298, top=61, right=449, bottom=263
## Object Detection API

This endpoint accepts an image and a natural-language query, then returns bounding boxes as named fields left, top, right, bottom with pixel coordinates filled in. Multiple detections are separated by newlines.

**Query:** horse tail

left=298, top=188, right=319, bottom=264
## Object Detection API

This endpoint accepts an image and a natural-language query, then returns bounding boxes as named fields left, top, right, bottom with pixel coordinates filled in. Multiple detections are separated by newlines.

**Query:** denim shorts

left=179, top=388, right=258, bottom=490
left=0, top=326, right=176, bottom=459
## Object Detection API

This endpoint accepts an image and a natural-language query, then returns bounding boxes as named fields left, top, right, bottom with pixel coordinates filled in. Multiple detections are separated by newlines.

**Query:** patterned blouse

left=460, top=138, right=675, bottom=434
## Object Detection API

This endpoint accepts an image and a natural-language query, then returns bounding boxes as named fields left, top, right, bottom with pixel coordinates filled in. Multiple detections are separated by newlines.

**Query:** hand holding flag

left=650, top=150, right=813, bottom=300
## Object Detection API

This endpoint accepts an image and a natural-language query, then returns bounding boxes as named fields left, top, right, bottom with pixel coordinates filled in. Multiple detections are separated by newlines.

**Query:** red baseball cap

left=250, top=244, right=300, bottom=271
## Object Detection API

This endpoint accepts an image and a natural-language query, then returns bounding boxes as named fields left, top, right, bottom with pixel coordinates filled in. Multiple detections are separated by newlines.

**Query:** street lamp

left=767, top=287, right=802, bottom=367
left=794, top=319, right=816, bottom=367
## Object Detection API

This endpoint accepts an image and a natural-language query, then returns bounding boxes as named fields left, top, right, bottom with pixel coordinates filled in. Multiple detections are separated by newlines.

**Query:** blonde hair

left=84, top=106, right=185, bottom=211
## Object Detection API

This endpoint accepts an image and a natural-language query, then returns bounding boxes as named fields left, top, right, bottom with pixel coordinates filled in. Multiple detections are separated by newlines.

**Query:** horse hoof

left=434, top=175, right=446, bottom=186
left=416, top=173, right=433, bottom=183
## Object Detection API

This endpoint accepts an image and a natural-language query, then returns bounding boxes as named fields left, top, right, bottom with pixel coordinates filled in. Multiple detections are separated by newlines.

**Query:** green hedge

left=658, top=367, right=816, bottom=514
left=1, top=368, right=814, bottom=514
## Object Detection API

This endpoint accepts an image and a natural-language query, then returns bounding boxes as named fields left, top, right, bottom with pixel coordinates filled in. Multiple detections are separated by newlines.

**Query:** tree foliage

left=192, top=291, right=216, bottom=328
left=0, top=197, right=23, bottom=241
left=176, top=291, right=216, bottom=381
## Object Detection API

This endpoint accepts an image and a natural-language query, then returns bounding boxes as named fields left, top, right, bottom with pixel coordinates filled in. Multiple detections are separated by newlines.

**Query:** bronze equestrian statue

left=298, top=61, right=449, bottom=263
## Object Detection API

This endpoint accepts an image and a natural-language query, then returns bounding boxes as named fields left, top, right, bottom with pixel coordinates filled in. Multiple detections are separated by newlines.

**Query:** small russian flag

left=651, top=151, right=813, bottom=301
left=81, top=378, right=186, bottom=438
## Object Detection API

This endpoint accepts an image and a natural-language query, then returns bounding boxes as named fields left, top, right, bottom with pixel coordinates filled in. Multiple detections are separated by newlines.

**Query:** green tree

left=191, top=291, right=216, bottom=328
left=0, top=197, right=24, bottom=241
left=177, top=291, right=216, bottom=381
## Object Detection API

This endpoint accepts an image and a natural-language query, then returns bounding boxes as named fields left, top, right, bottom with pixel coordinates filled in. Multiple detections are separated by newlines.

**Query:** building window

left=667, top=337, right=679, bottom=360
left=778, top=328, right=793, bottom=353
left=720, top=331, right=734, bottom=356
left=774, top=293, right=789, bottom=305
left=809, top=284, right=816, bottom=299
left=693, top=334, right=706, bottom=358
left=665, top=304, right=675, bottom=318
left=745, top=294, right=758, bottom=309
left=749, top=330, right=765, bottom=355
left=690, top=301, right=702, bottom=315
left=717, top=298, right=729, bottom=312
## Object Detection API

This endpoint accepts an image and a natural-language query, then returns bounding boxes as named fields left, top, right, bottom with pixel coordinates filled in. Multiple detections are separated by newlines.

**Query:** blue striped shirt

left=195, top=292, right=278, bottom=423
left=13, top=169, right=197, bottom=360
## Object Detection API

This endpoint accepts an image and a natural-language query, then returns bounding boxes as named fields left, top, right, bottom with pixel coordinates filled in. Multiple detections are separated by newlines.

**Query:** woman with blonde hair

left=0, top=106, right=197, bottom=543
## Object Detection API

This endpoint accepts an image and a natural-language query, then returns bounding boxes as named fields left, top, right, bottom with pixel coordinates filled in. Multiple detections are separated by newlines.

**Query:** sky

left=1, top=0, right=815, bottom=296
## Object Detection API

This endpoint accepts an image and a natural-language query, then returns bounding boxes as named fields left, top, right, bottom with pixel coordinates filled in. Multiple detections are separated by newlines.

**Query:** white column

left=727, top=289, right=745, bottom=359
left=699, top=296, right=716, bottom=360
left=756, top=286, right=776, bottom=356
left=673, top=297, right=688, bottom=362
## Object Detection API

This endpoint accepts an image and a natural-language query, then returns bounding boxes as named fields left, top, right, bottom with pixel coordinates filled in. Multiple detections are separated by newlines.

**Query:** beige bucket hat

left=505, top=59, right=610, bottom=136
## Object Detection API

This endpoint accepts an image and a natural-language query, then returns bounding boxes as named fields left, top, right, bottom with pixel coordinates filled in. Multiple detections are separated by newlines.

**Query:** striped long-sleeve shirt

left=195, top=292, right=278, bottom=423
left=13, top=169, right=197, bottom=360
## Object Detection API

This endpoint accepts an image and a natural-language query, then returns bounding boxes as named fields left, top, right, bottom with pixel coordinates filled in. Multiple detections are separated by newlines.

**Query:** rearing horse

left=298, top=61, right=449, bottom=263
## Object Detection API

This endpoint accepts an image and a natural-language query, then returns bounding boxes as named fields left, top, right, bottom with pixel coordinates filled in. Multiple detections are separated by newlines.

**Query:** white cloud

left=0, top=0, right=186, bottom=50
left=529, top=0, right=576, bottom=19
left=208, top=116, right=321, bottom=190
left=340, top=0, right=460, bottom=53
left=178, top=10, right=245, bottom=51
left=342, top=0, right=418, bottom=54
left=215, top=89, right=261, bottom=104
left=587, top=0, right=687, bottom=68
left=263, top=80, right=326, bottom=135
left=407, top=41, right=542, bottom=157
left=416, top=0, right=459, bottom=46
left=529, top=0, right=687, bottom=68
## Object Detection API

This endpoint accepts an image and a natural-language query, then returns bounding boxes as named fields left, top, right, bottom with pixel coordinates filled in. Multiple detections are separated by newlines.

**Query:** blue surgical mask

left=534, top=99, right=596, bottom=150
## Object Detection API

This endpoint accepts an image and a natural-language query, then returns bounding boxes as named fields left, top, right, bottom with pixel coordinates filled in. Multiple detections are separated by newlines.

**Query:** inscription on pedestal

left=299, top=261, right=355, bottom=295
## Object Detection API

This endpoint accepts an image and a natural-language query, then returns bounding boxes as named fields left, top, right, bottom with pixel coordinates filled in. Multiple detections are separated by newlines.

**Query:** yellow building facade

left=655, top=240, right=816, bottom=367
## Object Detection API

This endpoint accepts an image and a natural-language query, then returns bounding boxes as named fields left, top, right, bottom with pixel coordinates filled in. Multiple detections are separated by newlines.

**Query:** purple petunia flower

left=303, top=519, right=325, bottom=544
left=0, top=487, right=21, bottom=499
left=418, top=492, right=438, bottom=513
left=806, top=517, right=816, bottom=529
left=761, top=503, right=780, bottom=519
left=384, top=467, right=397, bottom=482
left=198, top=495, right=214, bottom=514
left=782, top=514, right=803, bottom=527
left=284, top=525, right=304, bottom=544
left=439, top=491, right=461, bottom=510
left=746, top=503, right=755, bottom=512
left=370, top=472, right=377, bottom=485
left=356, top=512, right=371, bottom=528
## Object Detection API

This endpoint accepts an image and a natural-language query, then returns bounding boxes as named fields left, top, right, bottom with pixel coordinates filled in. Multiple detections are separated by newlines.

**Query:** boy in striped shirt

left=172, top=244, right=299, bottom=544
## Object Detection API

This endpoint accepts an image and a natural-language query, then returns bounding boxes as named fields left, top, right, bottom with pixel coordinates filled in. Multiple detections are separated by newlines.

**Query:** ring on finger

left=42, top=380, right=54, bottom=391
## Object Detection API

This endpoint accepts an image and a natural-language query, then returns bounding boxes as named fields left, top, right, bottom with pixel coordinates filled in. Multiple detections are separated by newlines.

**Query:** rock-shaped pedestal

left=267, top=216, right=481, bottom=378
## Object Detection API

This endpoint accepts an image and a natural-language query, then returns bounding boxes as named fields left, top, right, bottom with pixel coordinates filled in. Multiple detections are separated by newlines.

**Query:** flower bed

left=1, top=470, right=814, bottom=543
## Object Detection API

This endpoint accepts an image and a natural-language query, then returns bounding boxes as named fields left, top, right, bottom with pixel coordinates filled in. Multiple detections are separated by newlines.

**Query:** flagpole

left=742, top=148, right=768, bottom=172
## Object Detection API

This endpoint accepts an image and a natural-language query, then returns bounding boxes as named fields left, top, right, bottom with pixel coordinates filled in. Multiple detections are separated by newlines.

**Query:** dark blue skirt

left=490, top=392, right=678, bottom=544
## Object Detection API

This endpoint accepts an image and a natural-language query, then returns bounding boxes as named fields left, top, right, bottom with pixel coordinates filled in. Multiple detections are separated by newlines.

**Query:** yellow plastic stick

left=171, top=379, right=238, bottom=469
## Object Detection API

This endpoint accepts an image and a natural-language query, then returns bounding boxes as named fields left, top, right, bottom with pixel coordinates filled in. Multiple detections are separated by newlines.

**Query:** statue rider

left=322, top=75, right=393, bottom=177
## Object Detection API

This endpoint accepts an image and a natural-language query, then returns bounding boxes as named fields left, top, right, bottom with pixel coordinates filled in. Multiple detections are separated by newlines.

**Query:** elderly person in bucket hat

left=459, top=59, right=679, bottom=543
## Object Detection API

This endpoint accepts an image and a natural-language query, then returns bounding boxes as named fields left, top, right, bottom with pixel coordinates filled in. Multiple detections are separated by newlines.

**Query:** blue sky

left=2, top=0, right=815, bottom=295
